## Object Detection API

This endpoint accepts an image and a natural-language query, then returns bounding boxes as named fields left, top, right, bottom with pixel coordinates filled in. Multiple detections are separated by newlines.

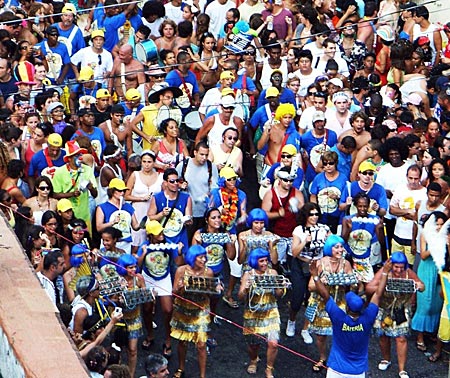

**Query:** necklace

left=36, top=197, right=50, bottom=210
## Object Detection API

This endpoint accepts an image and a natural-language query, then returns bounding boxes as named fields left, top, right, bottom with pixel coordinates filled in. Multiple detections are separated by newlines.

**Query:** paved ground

left=132, top=156, right=449, bottom=378
left=133, top=290, right=449, bottom=378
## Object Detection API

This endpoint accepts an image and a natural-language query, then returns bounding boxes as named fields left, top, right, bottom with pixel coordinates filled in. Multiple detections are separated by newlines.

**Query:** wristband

left=382, top=272, right=388, bottom=276
left=313, top=276, right=320, bottom=282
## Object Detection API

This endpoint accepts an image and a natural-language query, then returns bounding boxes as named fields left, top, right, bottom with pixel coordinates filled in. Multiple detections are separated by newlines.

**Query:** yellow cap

left=57, top=198, right=73, bottom=213
left=281, top=144, right=297, bottom=156
left=220, top=70, right=235, bottom=81
left=48, top=133, right=62, bottom=147
left=359, top=160, right=376, bottom=172
left=108, top=178, right=128, bottom=190
left=220, top=166, right=238, bottom=179
left=125, top=88, right=141, bottom=101
left=266, top=86, right=280, bottom=98
left=78, top=66, right=94, bottom=82
left=62, top=3, right=77, bottom=15
left=96, top=89, right=111, bottom=99
left=146, top=220, right=164, bottom=236
left=91, top=29, right=105, bottom=39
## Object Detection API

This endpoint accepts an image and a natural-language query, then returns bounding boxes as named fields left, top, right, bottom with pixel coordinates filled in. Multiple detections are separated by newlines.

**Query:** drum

left=184, top=110, right=202, bottom=141
left=136, top=40, right=158, bottom=64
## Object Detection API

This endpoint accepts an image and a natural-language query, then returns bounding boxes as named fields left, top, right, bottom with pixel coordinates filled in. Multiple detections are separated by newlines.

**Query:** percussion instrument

left=386, top=278, right=417, bottom=294
left=155, top=105, right=183, bottom=129
left=245, top=235, right=278, bottom=249
left=183, top=274, right=222, bottom=295
left=122, top=288, right=155, bottom=309
left=99, top=276, right=126, bottom=297
left=326, top=272, right=358, bottom=286
left=250, top=274, right=292, bottom=290
left=225, top=32, right=253, bottom=55
left=184, top=110, right=202, bottom=142
left=201, top=233, right=231, bottom=244
left=135, top=40, right=158, bottom=64
left=276, top=237, right=293, bottom=261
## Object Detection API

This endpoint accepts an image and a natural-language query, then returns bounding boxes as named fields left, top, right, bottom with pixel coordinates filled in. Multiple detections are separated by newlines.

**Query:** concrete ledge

left=0, top=213, right=90, bottom=378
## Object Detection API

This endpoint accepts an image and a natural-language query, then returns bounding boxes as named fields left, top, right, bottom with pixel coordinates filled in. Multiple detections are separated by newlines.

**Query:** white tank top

left=207, top=114, right=237, bottom=148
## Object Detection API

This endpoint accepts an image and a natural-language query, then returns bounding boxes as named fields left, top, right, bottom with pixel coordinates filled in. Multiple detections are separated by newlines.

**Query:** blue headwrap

left=116, top=254, right=138, bottom=276
left=246, top=208, right=269, bottom=228
left=391, top=251, right=408, bottom=269
left=70, top=244, right=88, bottom=268
left=248, top=248, right=271, bottom=270
left=185, top=245, right=207, bottom=268
left=323, top=235, right=345, bottom=257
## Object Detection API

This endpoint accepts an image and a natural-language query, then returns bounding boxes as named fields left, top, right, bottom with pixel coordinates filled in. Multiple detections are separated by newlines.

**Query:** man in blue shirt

left=309, top=258, right=389, bottom=377
left=102, top=0, right=137, bottom=52
left=28, top=133, right=66, bottom=191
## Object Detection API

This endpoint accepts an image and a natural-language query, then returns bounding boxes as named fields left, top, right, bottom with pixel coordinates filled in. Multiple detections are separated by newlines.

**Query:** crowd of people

left=2, top=0, right=450, bottom=377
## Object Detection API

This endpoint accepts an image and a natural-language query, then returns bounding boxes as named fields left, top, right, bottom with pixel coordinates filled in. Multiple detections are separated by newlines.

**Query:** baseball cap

left=417, top=36, right=430, bottom=46
left=125, top=88, right=141, bottom=101
left=327, top=77, right=344, bottom=88
left=346, top=291, right=364, bottom=313
left=312, top=111, right=326, bottom=123
left=96, top=89, right=111, bottom=99
left=271, top=69, right=283, bottom=77
left=221, top=88, right=235, bottom=97
left=220, top=70, right=235, bottom=81
left=91, top=29, right=104, bottom=39
left=108, top=178, right=128, bottom=190
left=77, top=108, right=94, bottom=117
left=221, top=95, right=236, bottom=108
left=57, top=198, right=73, bottom=213
left=281, top=144, right=297, bottom=156
left=62, top=3, right=77, bottom=15
left=47, top=101, right=65, bottom=113
left=45, top=26, right=59, bottom=36
left=78, top=66, right=94, bottom=82
left=220, top=166, right=238, bottom=179
left=48, top=133, right=62, bottom=147
left=266, top=86, right=280, bottom=98
left=359, top=160, right=376, bottom=172
left=146, top=220, right=164, bottom=235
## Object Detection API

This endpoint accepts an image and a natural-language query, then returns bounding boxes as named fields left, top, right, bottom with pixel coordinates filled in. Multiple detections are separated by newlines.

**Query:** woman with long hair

left=22, top=176, right=58, bottom=226
left=198, top=32, right=220, bottom=91
left=125, top=150, right=163, bottom=249
left=412, top=212, right=447, bottom=358
left=288, top=202, right=330, bottom=341
left=22, top=122, right=53, bottom=178
left=151, top=119, right=189, bottom=173
left=41, top=210, right=60, bottom=248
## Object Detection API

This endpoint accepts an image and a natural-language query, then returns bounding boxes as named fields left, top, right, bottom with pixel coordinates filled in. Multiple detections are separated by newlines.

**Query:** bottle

left=267, top=20, right=273, bottom=31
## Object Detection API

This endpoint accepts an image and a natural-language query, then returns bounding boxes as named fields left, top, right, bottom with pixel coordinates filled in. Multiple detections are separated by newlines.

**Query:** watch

left=313, top=276, right=320, bottom=282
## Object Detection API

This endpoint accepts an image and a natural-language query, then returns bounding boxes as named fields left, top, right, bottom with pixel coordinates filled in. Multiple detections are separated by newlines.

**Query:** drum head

left=184, top=111, right=202, bottom=130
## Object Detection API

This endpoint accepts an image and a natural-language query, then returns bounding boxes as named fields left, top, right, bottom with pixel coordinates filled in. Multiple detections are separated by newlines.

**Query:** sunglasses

left=38, top=186, right=50, bottom=191
left=226, top=177, right=237, bottom=181
left=73, top=228, right=87, bottom=234
left=281, top=178, right=294, bottom=183
left=226, top=136, right=238, bottom=141
left=360, top=171, right=375, bottom=176
left=115, top=189, right=126, bottom=192
left=244, top=51, right=256, bottom=56
left=98, top=54, right=102, bottom=66
left=281, top=154, right=293, bottom=159
left=153, top=75, right=166, bottom=79
left=222, top=106, right=234, bottom=110
left=323, top=161, right=335, bottom=166
left=167, top=179, right=179, bottom=184
left=309, top=212, right=319, bottom=216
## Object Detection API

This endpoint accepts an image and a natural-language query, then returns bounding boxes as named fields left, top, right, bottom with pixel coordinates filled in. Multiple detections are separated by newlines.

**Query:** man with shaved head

left=108, top=44, right=146, bottom=101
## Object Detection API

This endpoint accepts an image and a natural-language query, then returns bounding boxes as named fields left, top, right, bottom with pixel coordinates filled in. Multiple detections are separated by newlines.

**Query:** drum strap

left=175, top=70, right=193, bottom=107
left=162, top=191, right=180, bottom=228
left=120, top=63, right=127, bottom=97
